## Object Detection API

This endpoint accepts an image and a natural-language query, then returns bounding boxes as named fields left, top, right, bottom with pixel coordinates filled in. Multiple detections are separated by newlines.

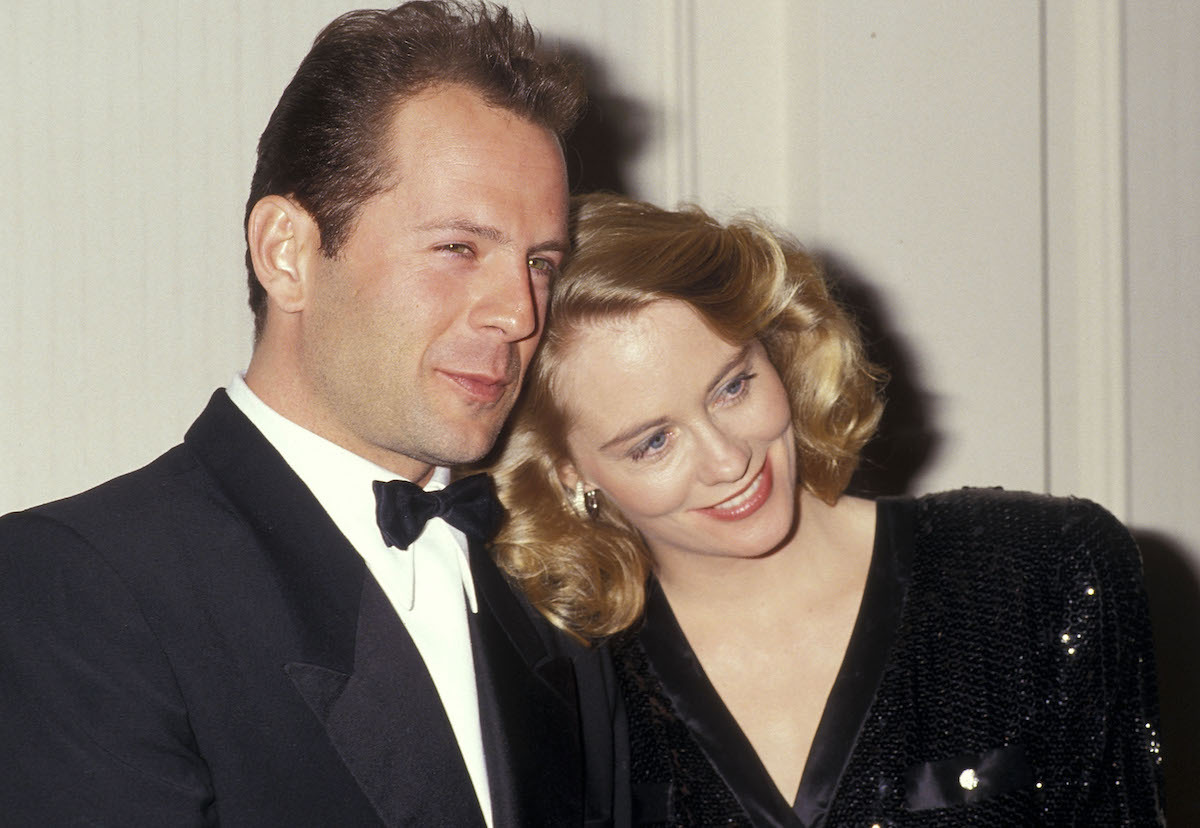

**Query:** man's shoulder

left=7, top=442, right=208, bottom=533
left=0, top=443, right=235, bottom=590
left=0, top=390, right=266, bottom=565
left=2, top=389, right=273, bottom=544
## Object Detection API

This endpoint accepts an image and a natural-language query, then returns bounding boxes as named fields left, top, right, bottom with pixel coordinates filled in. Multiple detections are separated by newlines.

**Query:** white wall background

left=3, top=0, right=1197, bottom=817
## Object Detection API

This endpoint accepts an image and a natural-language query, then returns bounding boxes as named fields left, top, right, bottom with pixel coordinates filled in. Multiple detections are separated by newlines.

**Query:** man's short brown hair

left=244, top=1, right=586, bottom=339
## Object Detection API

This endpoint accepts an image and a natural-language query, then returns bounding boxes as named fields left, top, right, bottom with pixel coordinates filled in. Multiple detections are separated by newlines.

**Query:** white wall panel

left=1045, top=0, right=1130, bottom=515
left=1125, top=3, right=1200, bottom=563
left=787, top=2, right=1047, bottom=496
left=3, top=4, right=252, bottom=511
left=690, top=0, right=790, bottom=218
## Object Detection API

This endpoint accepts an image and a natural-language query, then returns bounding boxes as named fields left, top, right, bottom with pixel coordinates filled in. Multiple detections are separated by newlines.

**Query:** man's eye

left=528, top=256, right=558, bottom=275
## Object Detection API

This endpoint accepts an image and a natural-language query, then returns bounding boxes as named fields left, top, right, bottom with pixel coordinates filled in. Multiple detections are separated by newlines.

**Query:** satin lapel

left=185, top=391, right=486, bottom=827
left=469, top=540, right=584, bottom=826
left=288, top=575, right=485, bottom=828
left=184, top=390, right=361, bottom=669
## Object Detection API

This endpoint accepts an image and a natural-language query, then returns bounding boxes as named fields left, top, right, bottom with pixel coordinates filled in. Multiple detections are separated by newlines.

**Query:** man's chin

left=428, top=420, right=508, bottom=467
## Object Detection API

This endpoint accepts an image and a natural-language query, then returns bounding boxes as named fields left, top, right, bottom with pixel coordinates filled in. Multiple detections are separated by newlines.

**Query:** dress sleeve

left=1073, top=500, right=1166, bottom=824
left=0, top=512, right=215, bottom=826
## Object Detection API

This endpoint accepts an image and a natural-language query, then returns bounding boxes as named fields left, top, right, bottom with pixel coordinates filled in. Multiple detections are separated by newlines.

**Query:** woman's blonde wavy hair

left=484, top=193, right=885, bottom=641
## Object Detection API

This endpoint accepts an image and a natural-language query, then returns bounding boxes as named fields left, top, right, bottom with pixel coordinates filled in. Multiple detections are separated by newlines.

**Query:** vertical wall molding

left=661, top=0, right=698, bottom=207
left=1044, top=0, right=1130, bottom=516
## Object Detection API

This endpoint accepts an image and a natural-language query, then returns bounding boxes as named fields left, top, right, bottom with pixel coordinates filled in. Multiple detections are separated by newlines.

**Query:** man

left=0, top=3, right=627, bottom=825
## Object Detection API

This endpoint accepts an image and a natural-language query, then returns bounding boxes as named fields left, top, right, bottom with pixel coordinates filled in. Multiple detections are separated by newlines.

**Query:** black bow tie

left=373, top=473, right=504, bottom=550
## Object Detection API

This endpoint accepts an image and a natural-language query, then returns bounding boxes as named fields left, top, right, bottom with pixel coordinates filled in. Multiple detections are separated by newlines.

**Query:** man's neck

left=242, top=359, right=435, bottom=486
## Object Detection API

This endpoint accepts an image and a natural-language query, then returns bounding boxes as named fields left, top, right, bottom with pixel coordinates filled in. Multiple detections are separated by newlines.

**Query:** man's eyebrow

left=531, top=238, right=570, bottom=256
left=416, top=219, right=569, bottom=255
left=417, top=218, right=506, bottom=242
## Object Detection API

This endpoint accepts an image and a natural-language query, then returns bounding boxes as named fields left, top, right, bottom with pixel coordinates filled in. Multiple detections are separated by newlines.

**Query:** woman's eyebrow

left=706, top=343, right=753, bottom=395
left=600, top=416, right=670, bottom=452
left=597, top=344, right=752, bottom=453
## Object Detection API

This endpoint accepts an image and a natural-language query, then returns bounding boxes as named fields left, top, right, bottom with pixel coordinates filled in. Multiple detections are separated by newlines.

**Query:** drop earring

left=572, top=481, right=599, bottom=519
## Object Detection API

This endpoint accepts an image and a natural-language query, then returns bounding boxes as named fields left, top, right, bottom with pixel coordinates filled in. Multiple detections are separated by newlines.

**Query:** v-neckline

left=636, top=497, right=915, bottom=827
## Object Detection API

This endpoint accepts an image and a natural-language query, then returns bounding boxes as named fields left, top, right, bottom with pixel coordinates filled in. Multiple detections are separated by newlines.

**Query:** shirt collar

left=225, top=373, right=477, bottom=612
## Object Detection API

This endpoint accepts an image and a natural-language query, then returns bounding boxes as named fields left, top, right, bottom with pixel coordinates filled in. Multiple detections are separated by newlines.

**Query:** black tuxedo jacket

left=0, top=391, right=629, bottom=827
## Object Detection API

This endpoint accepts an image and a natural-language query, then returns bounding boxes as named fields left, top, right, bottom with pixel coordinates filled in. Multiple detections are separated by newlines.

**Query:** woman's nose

left=695, top=423, right=752, bottom=487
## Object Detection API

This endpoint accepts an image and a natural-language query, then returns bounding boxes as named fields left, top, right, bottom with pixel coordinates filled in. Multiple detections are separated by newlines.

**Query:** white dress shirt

left=226, top=375, right=492, bottom=827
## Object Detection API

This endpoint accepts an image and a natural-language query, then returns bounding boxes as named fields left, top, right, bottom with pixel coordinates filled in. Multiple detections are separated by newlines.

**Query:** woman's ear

left=556, top=459, right=600, bottom=519
left=555, top=458, right=582, bottom=494
left=246, top=194, right=320, bottom=316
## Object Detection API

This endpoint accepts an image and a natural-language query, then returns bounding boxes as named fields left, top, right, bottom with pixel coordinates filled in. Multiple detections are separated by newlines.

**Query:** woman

left=485, top=194, right=1164, bottom=826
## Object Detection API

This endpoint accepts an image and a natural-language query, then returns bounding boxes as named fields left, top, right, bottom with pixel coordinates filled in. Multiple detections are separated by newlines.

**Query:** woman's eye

left=720, top=372, right=756, bottom=400
left=630, top=430, right=670, bottom=461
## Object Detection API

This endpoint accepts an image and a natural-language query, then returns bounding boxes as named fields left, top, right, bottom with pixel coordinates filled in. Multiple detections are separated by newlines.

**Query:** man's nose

left=469, top=255, right=539, bottom=341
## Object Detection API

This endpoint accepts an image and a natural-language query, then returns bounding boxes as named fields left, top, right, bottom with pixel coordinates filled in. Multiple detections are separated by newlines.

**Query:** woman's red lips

left=696, top=459, right=773, bottom=521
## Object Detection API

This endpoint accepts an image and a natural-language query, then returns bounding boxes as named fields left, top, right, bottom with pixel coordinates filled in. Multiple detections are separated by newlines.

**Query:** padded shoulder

left=913, top=487, right=1140, bottom=573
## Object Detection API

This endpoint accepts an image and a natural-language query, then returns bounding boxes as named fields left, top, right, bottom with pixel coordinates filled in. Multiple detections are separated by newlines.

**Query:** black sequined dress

left=614, top=488, right=1165, bottom=826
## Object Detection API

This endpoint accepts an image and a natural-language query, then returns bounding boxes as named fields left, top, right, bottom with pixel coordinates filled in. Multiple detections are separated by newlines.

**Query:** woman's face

left=557, top=299, right=798, bottom=567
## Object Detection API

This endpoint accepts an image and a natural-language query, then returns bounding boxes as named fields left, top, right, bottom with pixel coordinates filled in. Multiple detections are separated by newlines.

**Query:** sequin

left=959, top=768, right=979, bottom=790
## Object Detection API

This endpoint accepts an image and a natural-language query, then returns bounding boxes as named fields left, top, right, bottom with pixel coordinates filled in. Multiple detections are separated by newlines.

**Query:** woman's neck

left=654, top=490, right=872, bottom=617
left=649, top=490, right=878, bottom=803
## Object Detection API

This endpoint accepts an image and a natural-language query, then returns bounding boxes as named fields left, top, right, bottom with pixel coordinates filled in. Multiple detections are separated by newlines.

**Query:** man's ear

left=246, top=195, right=320, bottom=315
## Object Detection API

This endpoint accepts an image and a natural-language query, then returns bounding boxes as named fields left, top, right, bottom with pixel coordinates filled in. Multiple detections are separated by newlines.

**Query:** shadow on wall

left=1136, top=529, right=1200, bottom=824
left=561, top=45, right=650, bottom=197
left=821, top=252, right=942, bottom=498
